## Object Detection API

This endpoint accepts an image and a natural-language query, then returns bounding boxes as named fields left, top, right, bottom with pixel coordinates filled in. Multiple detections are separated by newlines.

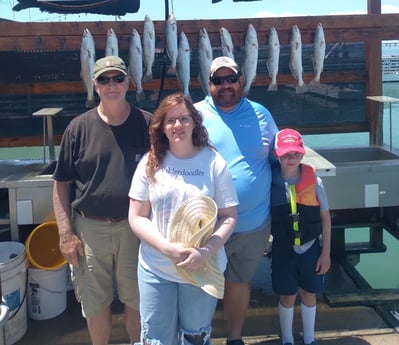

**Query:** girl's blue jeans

left=137, top=263, right=218, bottom=345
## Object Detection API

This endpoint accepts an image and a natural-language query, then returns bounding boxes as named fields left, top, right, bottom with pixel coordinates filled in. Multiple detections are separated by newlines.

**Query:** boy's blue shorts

left=271, top=238, right=325, bottom=296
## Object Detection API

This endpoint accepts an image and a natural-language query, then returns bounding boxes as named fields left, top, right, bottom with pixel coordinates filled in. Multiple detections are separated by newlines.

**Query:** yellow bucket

left=25, top=221, right=67, bottom=270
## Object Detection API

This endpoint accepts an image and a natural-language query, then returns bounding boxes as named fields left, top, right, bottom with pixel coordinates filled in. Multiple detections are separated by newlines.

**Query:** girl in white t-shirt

left=128, top=93, right=238, bottom=345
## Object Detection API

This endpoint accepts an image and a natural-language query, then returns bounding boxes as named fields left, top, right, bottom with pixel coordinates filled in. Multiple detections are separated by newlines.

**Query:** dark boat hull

left=13, top=0, right=140, bottom=15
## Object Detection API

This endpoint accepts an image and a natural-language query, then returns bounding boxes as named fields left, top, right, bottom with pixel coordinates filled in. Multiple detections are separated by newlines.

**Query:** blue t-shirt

left=195, top=96, right=278, bottom=233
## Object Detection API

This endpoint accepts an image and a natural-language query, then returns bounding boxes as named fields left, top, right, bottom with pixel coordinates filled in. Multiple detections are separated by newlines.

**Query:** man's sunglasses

left=96, top=74, right=127, bottom=85
left=209, top=73, right=241, bottom=85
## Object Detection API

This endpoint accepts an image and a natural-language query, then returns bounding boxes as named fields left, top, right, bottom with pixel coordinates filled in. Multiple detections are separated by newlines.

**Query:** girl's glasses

left=164, top=115, right=192, bottom=126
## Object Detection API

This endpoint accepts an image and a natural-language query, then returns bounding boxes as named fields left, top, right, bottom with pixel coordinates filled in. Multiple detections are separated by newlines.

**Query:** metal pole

left=42, top=116, right=46, bottom=163
left=156, top=0, right=170, bottom=106
left=389, top=102, right=392, bottom=151
left=46, top=115, right=56, bottom=162
left=165, top=0, right=169, bottom=20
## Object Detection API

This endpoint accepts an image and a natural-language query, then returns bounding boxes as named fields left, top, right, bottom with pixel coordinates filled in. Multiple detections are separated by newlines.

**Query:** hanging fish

left=142, top=15, right=155, bottom=83
left=311, top=23, right=326, bottom=85
left=266, top=27, right=280, bottom=92
left=80, top=28, right=96, bottom=108
left=219, top=27, right=235, bottom=59
left=198, top=27, right=213, bottom=96
left=241, top=23, right=258, bottom=96
left=165, top=13, right=178, bottom=74
left=289, top=25, right=307, bottom=93
left=176, top=32, right=191, bottom=100
left=105, top=28, right=119, bottom=57
left=128, top=28, right=145, bottom=102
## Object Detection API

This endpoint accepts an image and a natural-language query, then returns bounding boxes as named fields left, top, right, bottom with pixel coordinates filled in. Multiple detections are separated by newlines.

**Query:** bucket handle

left=29, top=277, right=69, bottom=294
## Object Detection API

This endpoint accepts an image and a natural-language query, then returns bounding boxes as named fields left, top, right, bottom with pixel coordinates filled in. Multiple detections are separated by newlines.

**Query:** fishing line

left=156, top=0, right=173, bottom=106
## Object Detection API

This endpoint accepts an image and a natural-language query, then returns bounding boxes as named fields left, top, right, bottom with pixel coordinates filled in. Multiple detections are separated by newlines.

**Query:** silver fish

left=198, top=27, right=213, bottom=96
left=128, top=28, right=145, bottom=102
left=176, top=32, right=191, bottom=100
left=142, top=15, right=155, bottom=83
left=289, top=25, right=307, bottom=93
left=241, top=23, right=258, bottom=96
left=219, top=27, right=235, bottom=59
left=165, top=13, right=178, bottom=74
left=80, top=28, right=96, bottom=108
left=105, top=28, right=119, bottom=57
left=266, top=27, right=280, bottom=92
left=311, top=23, right=326, bottom=85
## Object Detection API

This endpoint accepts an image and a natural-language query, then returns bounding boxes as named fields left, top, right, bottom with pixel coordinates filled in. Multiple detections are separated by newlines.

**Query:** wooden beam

left=0, top=14, right=398, bottom=51
left=324, top=288, right=399, bottom=307
left=0, top=135, right=63, bottom=147
left=0, top=71, right=367, bottom=96
left=365, top=37, right=383, bottom=145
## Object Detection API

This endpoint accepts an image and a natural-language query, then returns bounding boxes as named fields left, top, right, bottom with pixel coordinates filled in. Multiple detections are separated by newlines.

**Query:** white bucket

left=0, top=241, right=28, bottom=345
left=27, top=264, right=67, bottom=320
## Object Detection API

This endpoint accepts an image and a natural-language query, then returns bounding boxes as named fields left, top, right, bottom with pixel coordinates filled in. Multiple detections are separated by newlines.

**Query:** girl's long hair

left=146, top=93, right=210, bottom=182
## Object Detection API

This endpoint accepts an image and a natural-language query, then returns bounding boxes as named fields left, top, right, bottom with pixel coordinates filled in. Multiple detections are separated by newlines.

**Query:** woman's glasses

left=96, top=74, right=126, bottom=85
left=164, top=115, right=192, bottom=126
left=209, top=74, right=240, bottom=85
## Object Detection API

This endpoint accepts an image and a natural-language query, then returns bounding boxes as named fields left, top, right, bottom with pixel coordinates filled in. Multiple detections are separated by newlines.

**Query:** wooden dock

left=11, top=257, right=399, bottom=345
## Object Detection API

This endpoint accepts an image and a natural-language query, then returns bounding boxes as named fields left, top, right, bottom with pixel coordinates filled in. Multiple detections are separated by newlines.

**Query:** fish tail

left=242, top=82, right=251, bottom=97
left=267, top=82, right=278, bottom=92
left=309, top=78, right=320, bottom=86
left=296, top=83, right=307, bottom=93
left=142, top=71, right=153, bottom=83
left=136, top=89, right=146, bottom=102
left=184, top=92, right=192, bottom=102
left=167, top=65, right=177, bottom=75
left=85, top=98, right=96, bottom=108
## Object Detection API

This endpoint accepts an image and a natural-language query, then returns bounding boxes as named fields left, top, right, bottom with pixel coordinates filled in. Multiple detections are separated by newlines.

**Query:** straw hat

left=169, top=196, right=225, bottom=299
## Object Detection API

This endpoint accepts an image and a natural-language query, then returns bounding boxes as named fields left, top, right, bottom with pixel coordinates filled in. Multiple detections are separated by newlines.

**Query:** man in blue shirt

left=195, top=56, right=278, bottom=345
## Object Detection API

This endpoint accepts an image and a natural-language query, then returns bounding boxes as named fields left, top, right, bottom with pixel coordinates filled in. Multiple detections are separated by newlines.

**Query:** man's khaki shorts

left=224, top=222, right=271, bottom=283
left=71, top=212, right=139, bottom=318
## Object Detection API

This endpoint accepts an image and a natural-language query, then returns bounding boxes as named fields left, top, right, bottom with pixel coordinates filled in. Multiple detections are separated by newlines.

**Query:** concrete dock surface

left=12, top=257, right=399, bottom=345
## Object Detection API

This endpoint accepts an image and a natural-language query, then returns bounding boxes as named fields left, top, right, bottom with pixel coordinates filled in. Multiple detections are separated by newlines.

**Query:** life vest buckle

left=290, top=212, right=300, bottom=221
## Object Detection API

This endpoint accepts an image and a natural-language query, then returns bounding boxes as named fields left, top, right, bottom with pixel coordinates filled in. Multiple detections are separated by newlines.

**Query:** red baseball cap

left=274, top=128, right=306, bottom=158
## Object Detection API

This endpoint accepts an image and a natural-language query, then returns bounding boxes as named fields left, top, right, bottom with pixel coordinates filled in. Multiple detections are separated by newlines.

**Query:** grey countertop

left=0, top=160, right=54, bottom=188
left=303, top=146, right=336, bottom=176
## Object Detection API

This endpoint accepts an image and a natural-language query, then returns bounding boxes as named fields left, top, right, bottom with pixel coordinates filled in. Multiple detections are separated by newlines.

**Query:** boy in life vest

left=270, top=128, right=331, bottom=345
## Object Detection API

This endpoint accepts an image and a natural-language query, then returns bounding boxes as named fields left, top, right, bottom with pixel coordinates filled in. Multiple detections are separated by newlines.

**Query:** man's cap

left=209, top=56, right=241, bottom=77
left=274, top=128, right=306, bottom=158
left=93, top=56, right=128, bottom=78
